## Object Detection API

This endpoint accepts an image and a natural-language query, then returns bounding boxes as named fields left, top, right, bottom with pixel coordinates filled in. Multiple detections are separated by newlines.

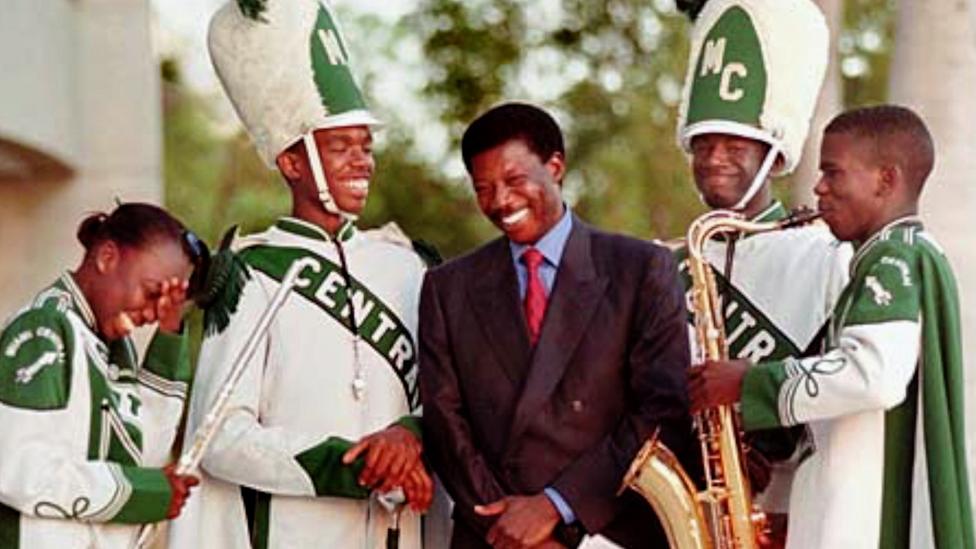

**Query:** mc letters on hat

left=677, top=0, right=829, bottom=176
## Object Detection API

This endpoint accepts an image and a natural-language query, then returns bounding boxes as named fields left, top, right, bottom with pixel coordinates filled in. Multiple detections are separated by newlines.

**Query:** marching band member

left=692, top=105, right=974, bottom=549
left=168, top=1, right=434, bottom=547
left=673, top=0, right=850, bottom=539
left=0, top=203, right=203, bottom=548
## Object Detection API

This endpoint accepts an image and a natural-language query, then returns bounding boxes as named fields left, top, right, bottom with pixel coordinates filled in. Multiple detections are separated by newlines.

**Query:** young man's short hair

left=825, top=105, right=935, bottom=191
left=461, top=102, right=565, bottom=174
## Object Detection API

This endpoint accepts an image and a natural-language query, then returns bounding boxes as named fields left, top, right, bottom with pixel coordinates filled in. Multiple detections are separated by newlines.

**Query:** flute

left=134, top=256, right=318, bottom=549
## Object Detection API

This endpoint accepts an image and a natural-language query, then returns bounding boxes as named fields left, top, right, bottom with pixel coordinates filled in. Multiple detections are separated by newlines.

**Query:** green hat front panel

left=310, top=5, right=369, bottom=117
left=208, top=0, right=379, bottom=168
left=686, top=6, right=767, bottom=128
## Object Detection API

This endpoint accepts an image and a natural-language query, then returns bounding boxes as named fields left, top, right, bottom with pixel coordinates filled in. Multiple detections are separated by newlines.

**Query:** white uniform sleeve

left=136, top=331, right=192, bottom=467
left=742, top=245, right=922, bottom=429
left=0, top=309, right=172, bottom=524
left=190, top=276, right=321, bottom=496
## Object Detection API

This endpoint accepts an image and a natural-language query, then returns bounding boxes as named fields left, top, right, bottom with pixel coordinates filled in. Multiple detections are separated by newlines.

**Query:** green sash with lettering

left=240, top=245, right=420, bottom=412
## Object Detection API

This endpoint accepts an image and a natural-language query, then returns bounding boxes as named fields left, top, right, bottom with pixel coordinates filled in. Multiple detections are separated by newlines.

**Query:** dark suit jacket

left=419, top=217, right=694, bottom=548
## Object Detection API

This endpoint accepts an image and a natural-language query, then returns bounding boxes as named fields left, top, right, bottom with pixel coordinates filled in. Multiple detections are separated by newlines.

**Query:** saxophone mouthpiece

left=781, top=206, right=822, bottom=229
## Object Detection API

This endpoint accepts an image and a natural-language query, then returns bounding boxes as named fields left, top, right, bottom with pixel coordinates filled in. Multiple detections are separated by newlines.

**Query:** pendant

left=352, top=376, right=367, bottom=400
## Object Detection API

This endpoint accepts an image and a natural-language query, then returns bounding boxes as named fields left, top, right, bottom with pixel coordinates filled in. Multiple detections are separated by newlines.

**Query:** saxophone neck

left=686, top=207, right=822, bottom=257
left=780, top=205, right=822, bottom=229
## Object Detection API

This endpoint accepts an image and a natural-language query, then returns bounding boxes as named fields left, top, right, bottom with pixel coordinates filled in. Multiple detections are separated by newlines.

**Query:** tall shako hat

left=208, top=0, right=380, bottom=219
left=677, top=0, right=829, bottom=210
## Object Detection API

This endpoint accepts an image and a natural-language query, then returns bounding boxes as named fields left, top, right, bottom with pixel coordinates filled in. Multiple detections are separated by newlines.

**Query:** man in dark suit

left=419, top=102, right=694, bottom=548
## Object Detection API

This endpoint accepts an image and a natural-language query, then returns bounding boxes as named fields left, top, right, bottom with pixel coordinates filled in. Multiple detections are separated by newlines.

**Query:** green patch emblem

left=865, top=276, right=893, bottom=306
left=6, top=327, right=65, bottom=385
left=687, top=6, right=767, bottom=127
left=0, top=313, right=71, bottom=410
left=880, top=256, right=913, bottom=287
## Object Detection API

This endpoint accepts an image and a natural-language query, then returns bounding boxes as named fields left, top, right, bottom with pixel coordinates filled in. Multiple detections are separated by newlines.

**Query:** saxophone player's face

left=815, top=131, right=885, bottom=243
left=690, top=134, right=770, bottom=210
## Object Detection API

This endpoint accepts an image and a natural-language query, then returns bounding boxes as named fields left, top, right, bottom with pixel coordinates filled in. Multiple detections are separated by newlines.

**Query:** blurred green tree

left=162, top=1, right=897, bottom=259
left=409, top=0, right=704, bottom=241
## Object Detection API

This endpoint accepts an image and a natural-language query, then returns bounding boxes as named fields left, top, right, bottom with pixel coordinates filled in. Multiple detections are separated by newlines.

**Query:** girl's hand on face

left=155, top=277, right=189, bottom=333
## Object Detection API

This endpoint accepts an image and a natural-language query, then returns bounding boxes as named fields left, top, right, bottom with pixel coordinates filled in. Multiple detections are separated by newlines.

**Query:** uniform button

left=571, top=400, right=584, bottom=413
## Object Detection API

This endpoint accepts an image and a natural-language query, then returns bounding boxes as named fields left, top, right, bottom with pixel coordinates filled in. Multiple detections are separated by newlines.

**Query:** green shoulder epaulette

left=198, top=226, right=253, bottom=337
left=362, top=222, right=442, bottom=268
left=0, top=307, right=72, bottom=410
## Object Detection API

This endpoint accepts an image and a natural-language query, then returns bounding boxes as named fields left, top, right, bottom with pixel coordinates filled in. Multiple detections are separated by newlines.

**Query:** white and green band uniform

left=0, top=273, right=191, bottom=549
left=740, top=217, right=975, bottom=549
left=168, top=218, right=426, bottom=549
left=676, top=201, right=851, bottom=510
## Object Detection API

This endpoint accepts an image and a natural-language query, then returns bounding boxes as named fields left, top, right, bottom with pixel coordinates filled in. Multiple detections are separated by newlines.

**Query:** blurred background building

left=0, top=0, right=161, bottom=315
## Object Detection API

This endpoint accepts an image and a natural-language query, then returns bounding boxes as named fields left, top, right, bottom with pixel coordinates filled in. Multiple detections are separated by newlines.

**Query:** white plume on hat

left=677, top=0, right=829, bottom=176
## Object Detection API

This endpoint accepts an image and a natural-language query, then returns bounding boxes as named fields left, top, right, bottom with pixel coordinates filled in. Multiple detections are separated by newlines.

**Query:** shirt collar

left=275, top=216, right=357, bottom=244
left=58, top=272, right=97, bottom=330
left=751, top=200, right=788, bottom=223
left=850, top=215, right=923, bottom=273
left=509, top=206, right=573, bottom=267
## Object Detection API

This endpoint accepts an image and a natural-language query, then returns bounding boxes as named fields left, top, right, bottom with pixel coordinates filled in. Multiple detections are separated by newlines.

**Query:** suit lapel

left=508, top=219, right=608, bottom=443
left=466, top=238, right=532, bottom=385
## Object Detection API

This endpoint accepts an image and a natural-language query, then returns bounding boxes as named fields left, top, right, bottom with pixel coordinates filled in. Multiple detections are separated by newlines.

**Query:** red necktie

left=521, top=248, right=548, bottom=345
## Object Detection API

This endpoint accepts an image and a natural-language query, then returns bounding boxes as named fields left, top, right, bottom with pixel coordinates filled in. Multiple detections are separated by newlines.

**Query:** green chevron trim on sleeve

left=111, top=467, right=172, bottom=524
left=294, top=437, right=369, bottom=499
left=0, top=308, right=73, bottom=411
left=0, top=502, right=19, bottom=549
left=142, top=330, right=191, bottom=384
left=740, top=360, right=789, bottom=430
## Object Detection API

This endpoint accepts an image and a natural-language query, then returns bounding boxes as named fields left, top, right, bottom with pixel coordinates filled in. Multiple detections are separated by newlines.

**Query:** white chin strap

left=730, top=142, right=782, bottom=211
left=303, top=132, right=359, bottom=221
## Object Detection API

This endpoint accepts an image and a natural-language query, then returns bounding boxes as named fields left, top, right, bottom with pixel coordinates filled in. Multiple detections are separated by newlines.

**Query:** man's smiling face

left=470, top=138, right=565, bottom=245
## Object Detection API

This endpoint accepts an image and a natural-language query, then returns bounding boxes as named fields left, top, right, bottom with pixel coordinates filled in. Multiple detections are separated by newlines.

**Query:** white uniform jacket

left=0, top=273, right=190, bottom=549
left=740, top=218, right=965, bottom=548
left=168, top=218, right=426, bottom=549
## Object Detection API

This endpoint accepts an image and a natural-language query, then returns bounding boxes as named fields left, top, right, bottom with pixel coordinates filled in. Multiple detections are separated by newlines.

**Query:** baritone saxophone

left=621, top=208, right=821, bottom=549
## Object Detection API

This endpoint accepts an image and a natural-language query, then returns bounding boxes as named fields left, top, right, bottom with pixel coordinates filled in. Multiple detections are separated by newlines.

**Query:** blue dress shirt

left=507, top=206, right=577, bottom=525
left=509, top=206, right=573, bottom=298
